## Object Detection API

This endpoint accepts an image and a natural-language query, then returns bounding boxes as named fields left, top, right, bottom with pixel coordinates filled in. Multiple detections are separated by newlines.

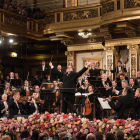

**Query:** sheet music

left=98, top=97, right=111, bottom=110
left=75, top=92, right=89, bottom=96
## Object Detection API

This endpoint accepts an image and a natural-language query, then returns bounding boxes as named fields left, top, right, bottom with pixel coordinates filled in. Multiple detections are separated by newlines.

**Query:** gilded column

left=127, top=45, right=139, bottom=78
left=105, top=46, right=114, bottom=81
left=65, top=51, right=74, bottom=66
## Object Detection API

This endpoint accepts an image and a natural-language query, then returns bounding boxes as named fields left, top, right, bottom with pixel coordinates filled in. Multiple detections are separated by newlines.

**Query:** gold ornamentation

left=127, top=44, right=139, bottom=53
left=126, top=30, right=137, bottom=38
left=46, top=15, right=55, bottom=24
left=87, top=38, right=96, bottom=43
left=4, top=15, right=27, bottom=28
left=65, top=51, right=74, bottom=56
left=102, top=2, right=114, bottom=15
left=38, top=23, right=46, bottom=32
left=65, top=51, right=74, bottom=66
left=63, top=9, right=98, bottom=21
left=131, top=54, right=136, bottom=78
left=61, top=39, right=73, bottom=46
left=124, top=0, right=136, bottom=8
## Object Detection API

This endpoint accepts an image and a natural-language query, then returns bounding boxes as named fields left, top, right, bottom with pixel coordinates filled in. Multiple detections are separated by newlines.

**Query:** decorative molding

left=61, top=38, right=73, bottom=46
left=38, top=23, right=46, bottom=32
left=82, top=56, right=103, bottom=60
left=63, top=9, right=98, bottom=21
left=102, top=2, right=114, bottom=15
left=126, top=30, right=137, bottom=38
left=4, top=15, right=27, bottom=29
left=87, top=38, right=96, bottom=43
left=127, top=44, right=139, bottom=53
left=46, top=15, right=55, bottom=24
left=131, top=54, right=137, bottom=78
left=65, top=51, right=74, bottom=66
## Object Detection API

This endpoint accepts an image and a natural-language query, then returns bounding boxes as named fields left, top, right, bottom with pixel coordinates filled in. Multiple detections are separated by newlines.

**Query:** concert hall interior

left=1, top=0, right=140, bottom=139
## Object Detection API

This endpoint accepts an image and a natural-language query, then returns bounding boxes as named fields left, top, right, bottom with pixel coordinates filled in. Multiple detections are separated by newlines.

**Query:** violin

left=5, top=88, right=12, bottom=96
left=36, top=98, right=44, bottom=105
left=18, top=96, right=28, bottom=103
left=103, top=94, right=123, bottom=102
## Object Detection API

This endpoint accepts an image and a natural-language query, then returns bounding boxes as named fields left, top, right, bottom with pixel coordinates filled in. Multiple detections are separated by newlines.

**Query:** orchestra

left=0, top=60, right=140, bottom=120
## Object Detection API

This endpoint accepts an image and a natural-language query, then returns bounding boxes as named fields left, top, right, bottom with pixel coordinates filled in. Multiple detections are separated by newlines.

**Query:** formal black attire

left=106, top=86, right=120, bottom=97
left=32, top=77, right=40, bottom=87
left=20, top=87, right=30, bottom=97
left=89, top=68, right=100, bottom=77
left=130, top=85, right=138, bottom=93
left=110, top=66, right=127, bottom=75
left=108, top=93, right=135, bottom=119
left=26, top=100, right=42, bottom=115
left=76, top=79, right=84, bottom=88
left=38, top=65, right=50, bottom=75
left=8, top=98, right=22, bottom=119
left=135, top=97, right=140, bottom=116
left=134, top=77, right=140, bottom=87
left=0, top=101, right=8, bottom=118
left=52, top=66, right=88, bottom=113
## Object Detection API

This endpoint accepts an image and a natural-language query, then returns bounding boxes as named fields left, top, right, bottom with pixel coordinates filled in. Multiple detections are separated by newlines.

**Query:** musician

left=76, top=76, right=84, bottom=88
left=49, top=61, right=91, bottom=114
left=81, top=79, right=89, bottom=93
left=110, top=61, right=127, bottom=75
left=26, top=92, right=42, bottom=115
left=5, top=75, right=10, bottom=83
left=105, top=80, right=120, bottom=96
left=52, top=80, right=59, bottom=90
left=0, top=94, right=8, bottom=118
left=135, top=71, right=140, bottom=87
left=8, top=90, right=22, bottom=118
left=34, top=85, right=40, bottom=98
left=9, top=72, right=14, bottom=79
left=38, top=60, right=50, bottom=75
left=119, top=74, right=126, bottom=82
left=89, top=63, right=100, bottom=77
left=101, top=74, right=112, bottom=87
left=118, top=80, right=128, bottom=96
left=20, top=80, right=31, bottom=97
left=15, top=73, right=19, bottom=79
left=129, top=78, right=138, bottom=92
left=57, top=65, right=63, bottom=82
left=46, top=75, right=52, bottom=83
left=32, top=75, right=40, bottom=87
left=3, top=82, right=12, bottom=101
left=106, top=86, right=135, bottom=119
left=134, top=88, right=140, bottom=117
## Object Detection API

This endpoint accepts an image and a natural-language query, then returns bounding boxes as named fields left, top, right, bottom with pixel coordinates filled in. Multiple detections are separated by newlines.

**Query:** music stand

left=11, top=79, right=21, bottom=88
left=97, top=87, right=109, bottom=97
left=90, top=80, right=103, bottom=88
left=36, top=71, right=48, bottom=78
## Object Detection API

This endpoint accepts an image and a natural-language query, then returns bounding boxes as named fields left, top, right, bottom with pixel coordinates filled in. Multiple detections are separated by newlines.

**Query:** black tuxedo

left=20, top=87, right=30, bottom=97
left=52, top=66, right=88, bottom=113
left=135, top=97, right=140, bottom=115
left=56, top=70, right=63, bottom=82
left=26, top=100, right=42, bottom=115
left=110, top=66, right=127, bottom=75
left=106, top=86, right=120, bottom=97
left=134, top=78, right=140, bottom=87
left=8, top=98, right=21, bottom=118
left=76, top=79, right=84, bottom=88
left=109, top=93, right=135, bottom=119
left=0, top=101, right=8, bottom=118
left=89, top=68, right=100, bottom=77
left=38, top=65, right=50, bottom=75
left=130, top=85, right=138, bottom=93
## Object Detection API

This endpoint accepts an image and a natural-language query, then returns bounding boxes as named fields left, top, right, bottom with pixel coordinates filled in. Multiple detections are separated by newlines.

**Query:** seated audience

left=116, top=130, right=124, bottom=140
left=106, top=133, right=115, bottom=140
left=95, top=132, right=103, bottom=140
left=20, top=129, right=30, bottom=139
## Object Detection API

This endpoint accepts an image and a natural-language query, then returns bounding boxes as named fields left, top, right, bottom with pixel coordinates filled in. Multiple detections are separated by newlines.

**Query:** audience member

left=2, top=135, right=11, bottom=140
left=76, top=132, right=82, bottom=140
left=80, top=134, right=87, bottom=140
left=116, top=130, right=124, bottom=140
left=86, top=133, right=95, bottom=140
left=59, top=132, right=67, bottom=140
left=61, top=136, right=69, bottom=140
left=95, top=132, right=103, bottom=140
left=31, top=130, right=39, bottom=140
left=106, top=133, right=115, bottom=140
left=6, top=132, right=14, bottom=140
left=20, top=129, right=30, bottom=139
left=39, top=133, right=48, bottom=140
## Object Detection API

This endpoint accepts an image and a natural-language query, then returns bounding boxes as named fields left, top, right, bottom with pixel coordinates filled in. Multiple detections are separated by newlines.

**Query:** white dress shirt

left=32, top=99, right=39, bottom=114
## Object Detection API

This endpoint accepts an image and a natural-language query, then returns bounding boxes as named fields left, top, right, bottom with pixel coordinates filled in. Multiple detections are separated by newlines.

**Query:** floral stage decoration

left=0, top=113, right=140, bottom=140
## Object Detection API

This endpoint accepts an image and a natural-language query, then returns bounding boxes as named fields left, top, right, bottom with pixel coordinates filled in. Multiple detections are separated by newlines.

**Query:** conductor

left=49, top=61, right=91, bottom=114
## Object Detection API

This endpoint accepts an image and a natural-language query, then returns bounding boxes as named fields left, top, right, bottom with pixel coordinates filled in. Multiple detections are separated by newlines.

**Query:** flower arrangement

left=0, top=113, right=140, bottom=139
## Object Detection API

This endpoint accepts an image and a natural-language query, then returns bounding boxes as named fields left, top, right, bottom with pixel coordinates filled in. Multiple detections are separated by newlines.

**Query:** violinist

left=129, top=78, right=138, bottom=93
left=3, top=82, right=12, bottom=101
left=110, top=61, right=127, bottom=76
left=0, top=94, right=9, bottom=118
left=8, top=72, right=14, bottom=83
left=118, top=80, right=128, bottom=96
left=101, top=74, right=112, bottom=87
left=76, top=76, right=84, bottom=89
left=34, top=85, right=40, bottom=98
left=106, top=86, right=135, bottom=119
left=134, top=88, right=140, bottom=117
left=20, top=80, right=31, bottom=97
left=26, top=93, right=42, bottom=115
left=104, top=80, right=120, bottom=97
left=80, top=79, right=89, bottom=93
left=57, top=65, right=63, bottom=82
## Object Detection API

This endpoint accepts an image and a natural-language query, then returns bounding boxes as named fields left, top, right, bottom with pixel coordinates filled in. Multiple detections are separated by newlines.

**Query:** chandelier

left=78, top=31, right=92, bottom=38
